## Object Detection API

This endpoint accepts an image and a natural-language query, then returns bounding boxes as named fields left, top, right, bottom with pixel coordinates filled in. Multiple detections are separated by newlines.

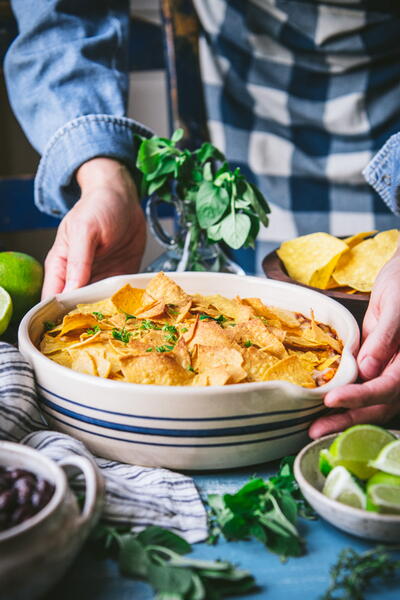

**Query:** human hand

left=309, top=248, right=400, bottom=439
left=42, top=158, right=146, bottom=299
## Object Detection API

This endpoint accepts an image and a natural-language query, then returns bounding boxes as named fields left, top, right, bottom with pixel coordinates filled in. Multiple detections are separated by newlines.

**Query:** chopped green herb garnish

left=166, top=304, right=179, bottom=316
left=187, top=366, right=196, bottom=373
left=140, top=320, right=161, bottom=330
left=199, top=314, right=227, bottom=324
left=92, top=311, right=104, bottom=321
left=86, top=325, right=101, bottom=335
left=162, top=324, right=178, bottom=343
left=43, top=321, right=55, bottom=331
left=155, top=344, right=174, bottom=353
left=244, top=340, right=253, bottom=347
left=162, top=324, right=178, bottom=334
left=125, top=314, right=136, bottom=321
left=181, top=327, right=188, bottom=333
left=145, top=347, right=153, bottom=352
left=112, top=328, right=132, bottom=343
left=90, top=524, right=256, bottom=599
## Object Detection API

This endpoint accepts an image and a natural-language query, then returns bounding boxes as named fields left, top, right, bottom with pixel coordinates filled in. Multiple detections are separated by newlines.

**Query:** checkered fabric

left=193, top=0, right=400, bottom=274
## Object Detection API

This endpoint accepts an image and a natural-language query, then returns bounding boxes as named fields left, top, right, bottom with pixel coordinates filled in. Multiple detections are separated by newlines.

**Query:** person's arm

left=310, top=140, right=400, bottom=438
left=5, top=1, right=152, bottom=295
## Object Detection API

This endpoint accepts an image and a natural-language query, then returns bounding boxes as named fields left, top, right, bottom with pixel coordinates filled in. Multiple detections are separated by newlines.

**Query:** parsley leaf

left=89, top=524, right=256, bottom=599
left=43, top=321, right=55, bottom=331
left=140, top=320, right=161, bottom=330
left=86, top=325, right=101, bottom=335
left=244, top=340, right=253, bottom=347
left=125, top=314, right=136, bottom=321
left=155, top=345, right=174, bottom=353
left=199, top=314, right=227, bottom=324
left=112, top=328, right=132, bottom=343
left=92, top=311, right=104, bottom=321
left=145, top=347, right=153, bottom=352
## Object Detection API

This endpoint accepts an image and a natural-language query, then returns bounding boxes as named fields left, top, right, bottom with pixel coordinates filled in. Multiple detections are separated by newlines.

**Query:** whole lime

left=0, top=252, right=43, bottom=321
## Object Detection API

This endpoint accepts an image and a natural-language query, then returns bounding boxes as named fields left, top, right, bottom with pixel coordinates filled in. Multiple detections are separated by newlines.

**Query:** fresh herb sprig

left=322, top=546, right=400, bottom=600
left=86, top=325, right=101, bottom=335
left=207, top=457, right=315, bottom=560
left=136, top=129, right=270, bottom=268
left=90, top=524, right=256, bottom=600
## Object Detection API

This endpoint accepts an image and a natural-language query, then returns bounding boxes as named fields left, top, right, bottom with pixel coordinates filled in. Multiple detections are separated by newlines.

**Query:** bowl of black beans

left=0, top=441, right=104, bottom=600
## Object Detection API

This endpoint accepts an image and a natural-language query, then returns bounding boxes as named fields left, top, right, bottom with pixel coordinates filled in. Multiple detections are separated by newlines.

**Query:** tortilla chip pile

left=277, top=229, right=399, bottom=293
left=40, top=272, right=343, bottom=388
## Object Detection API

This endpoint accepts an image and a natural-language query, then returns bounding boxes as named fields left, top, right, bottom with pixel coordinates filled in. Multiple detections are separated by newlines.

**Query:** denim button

left=381, top=174, right=391, bottom=186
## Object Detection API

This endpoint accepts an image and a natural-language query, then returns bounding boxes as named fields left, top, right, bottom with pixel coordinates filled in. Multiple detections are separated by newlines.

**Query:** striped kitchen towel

left=0, top=342, right=208, bottom=543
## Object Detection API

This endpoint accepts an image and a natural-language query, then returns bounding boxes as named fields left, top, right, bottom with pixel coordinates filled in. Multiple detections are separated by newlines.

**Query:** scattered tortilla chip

left=333, top=229, right=399, bottom=292
left=263, top=355, right=316, bottom=388
left=193, top=367, right=231, bottom=386
left=227, top=320, right=287, bottom=358
left=135, top=300, right=166, bottom=319
left=242, top=346, right=279, bottom=382
left=204, top=294, right=254, bottom=322
left=242, top=298, right=300, bottom=329
left=277, top=233, right=348, bottom=288
left=70, top=350, right=97, bottom=376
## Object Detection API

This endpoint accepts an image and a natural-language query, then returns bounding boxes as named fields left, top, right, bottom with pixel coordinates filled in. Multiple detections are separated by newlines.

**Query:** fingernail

left=359, top=355, right=381, bottom=379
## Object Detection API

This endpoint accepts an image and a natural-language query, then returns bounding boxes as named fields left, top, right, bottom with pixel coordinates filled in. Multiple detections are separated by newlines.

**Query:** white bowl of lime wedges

left=294, top=425, right=400, bottom=541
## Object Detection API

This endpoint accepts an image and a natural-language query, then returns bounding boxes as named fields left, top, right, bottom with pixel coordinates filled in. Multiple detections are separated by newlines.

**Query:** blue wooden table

left=46, top=461, right=400, bottom=600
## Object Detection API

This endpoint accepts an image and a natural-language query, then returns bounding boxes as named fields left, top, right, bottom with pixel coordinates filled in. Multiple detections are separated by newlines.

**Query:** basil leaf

left=137, top=138, right=168, bottom=174
left=196, top=181, right=229, bottom=228
left=196, top=142, right=224, bottom=164
left=207, top=222, right=223, bottom=242
left=148, top=177, right=167, bottom=196
left=220, top=212, right=251, bottom=249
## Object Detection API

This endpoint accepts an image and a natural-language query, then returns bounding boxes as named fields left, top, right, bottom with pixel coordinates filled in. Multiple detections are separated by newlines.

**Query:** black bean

left=14, top=477, right=35, bottom=505
left=0, top=489, right=16, bottom=512
left=10, top=505, right=34, bottom=526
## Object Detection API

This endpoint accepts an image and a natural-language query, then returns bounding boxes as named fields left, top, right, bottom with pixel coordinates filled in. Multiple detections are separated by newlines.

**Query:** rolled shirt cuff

left=362, top=132, right=400, bottom=216
left=35, top=114, right=154, bottom=217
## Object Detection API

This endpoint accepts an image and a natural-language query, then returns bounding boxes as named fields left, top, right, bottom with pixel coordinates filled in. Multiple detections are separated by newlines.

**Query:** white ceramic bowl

left=0, top=441, right=103, bottom=600
left=19, top=273, right=359, bottom=470
left=294, top=433, right=400, bottom=542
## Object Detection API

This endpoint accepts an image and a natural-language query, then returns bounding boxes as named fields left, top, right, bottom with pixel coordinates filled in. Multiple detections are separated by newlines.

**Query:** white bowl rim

left=294, top=432, right=400, bottom=523
left=0, top=441, right=67, bottom=542
left=19, top=272, right=360, bottom=399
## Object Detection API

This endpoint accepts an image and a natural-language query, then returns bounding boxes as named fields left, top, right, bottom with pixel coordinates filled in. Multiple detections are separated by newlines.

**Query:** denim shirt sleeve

left=5, top=1, right=153, bottom=217
left=363, top=133, right=400, bottom=216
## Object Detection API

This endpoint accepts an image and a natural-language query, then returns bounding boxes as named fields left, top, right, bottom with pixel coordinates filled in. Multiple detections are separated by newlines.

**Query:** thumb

left=64, top=224, right=98, bottom=292
left=357, top=307, right=400, bottom=380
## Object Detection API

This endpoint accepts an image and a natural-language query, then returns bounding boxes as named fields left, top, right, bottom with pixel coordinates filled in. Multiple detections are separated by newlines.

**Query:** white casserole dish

left=18, top=273, right=359, bottom=470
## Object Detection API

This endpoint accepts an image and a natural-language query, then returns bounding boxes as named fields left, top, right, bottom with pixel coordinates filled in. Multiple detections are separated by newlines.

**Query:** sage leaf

left=119, top=536, right=150, bottom=578
left=147, top=563, right=193, bottom=595
left=137, top=526, right=191, bottom=555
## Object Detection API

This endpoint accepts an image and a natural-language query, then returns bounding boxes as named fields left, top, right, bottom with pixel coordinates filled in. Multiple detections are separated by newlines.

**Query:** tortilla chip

left=343, top=230, right=377, bottom=249
left=263, top=355, right=316, bottom=388
left=135, top=300, right=166, bottom=319
left=204, top=294, right=254, bottom=322
left=144, top=272, right=190, bottom=307
left=192, top=345, right=246, bottom=383
left=59, top=313, right=99, bottom=336
left=111, top=284, right=146, bottom=315
left=172, top=338, right=191, bottom=369
left=70, top=350, right=97, bottom=376
left=277, top=233, right=348, bottom=288
left=193, top=367, right=231, bottom=386
left=48, top=351, right=73, bottom=369
left=242, top=298, right=300, bottom=329
left=242, top=346, right=279, bottom=382
left=332, top=229, right=399, bottom=292
left=74, top=298, right=115, bottom=316
left=120, top=354, right=192, bottom=386
left=227, top=320, right=286, bottom=358
left=188, top=320, right=231, bottom=349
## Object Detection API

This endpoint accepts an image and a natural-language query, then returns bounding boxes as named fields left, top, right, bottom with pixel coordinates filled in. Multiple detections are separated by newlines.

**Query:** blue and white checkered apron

left=194, top=0, right=400, bottom=273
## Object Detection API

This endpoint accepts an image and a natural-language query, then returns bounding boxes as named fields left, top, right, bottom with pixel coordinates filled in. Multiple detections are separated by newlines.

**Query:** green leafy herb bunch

left=136, top=129, right=270, bottom=269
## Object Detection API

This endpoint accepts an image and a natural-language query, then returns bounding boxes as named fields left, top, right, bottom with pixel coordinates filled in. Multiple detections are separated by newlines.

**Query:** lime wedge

left=369, top=439, right=400, bottom=476
left=0, top=286, right=13, bottom=335
left=328, top=425, right=396, bottom=479
left=322, top=466, right=366, bottom=509
left=366, top=472, right=400, bottom=514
